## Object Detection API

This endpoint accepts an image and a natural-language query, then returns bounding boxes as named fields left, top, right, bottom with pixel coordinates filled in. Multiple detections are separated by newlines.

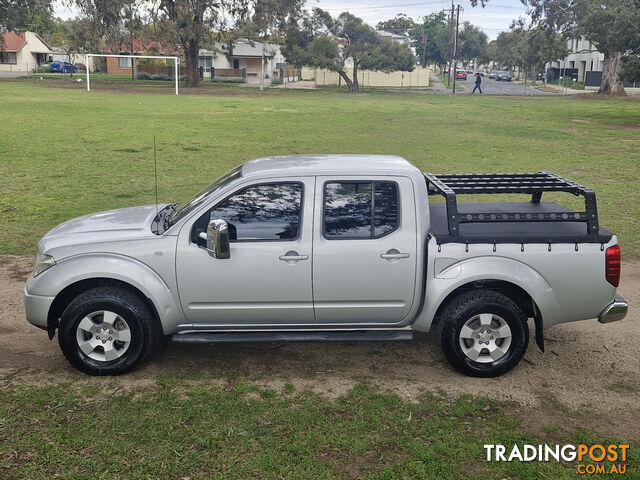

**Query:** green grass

left=549, top=78, right=587, bottom=90
left=1, top=81, right=639, bottom=477
left=0, top=379, right=636, bottom=479
left=0, top=79, right=639, bottom=256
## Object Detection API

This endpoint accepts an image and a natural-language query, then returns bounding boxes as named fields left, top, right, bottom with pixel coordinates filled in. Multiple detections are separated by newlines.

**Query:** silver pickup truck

left=24, top=155, right=628, bottom=377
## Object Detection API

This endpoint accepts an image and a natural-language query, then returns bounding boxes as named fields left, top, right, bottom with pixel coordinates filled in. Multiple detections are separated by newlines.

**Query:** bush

left=271, top=77, right=283, bottom=85
left=211, top=77, right=245, bottom=83
left=33, top=66, right=50, bottom=73
left=136, top=72, right=185, bottom=81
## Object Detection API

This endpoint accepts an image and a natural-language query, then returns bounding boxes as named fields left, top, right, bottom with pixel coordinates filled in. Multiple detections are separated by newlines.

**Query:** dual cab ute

left=24, top=155, right=628, bottom=377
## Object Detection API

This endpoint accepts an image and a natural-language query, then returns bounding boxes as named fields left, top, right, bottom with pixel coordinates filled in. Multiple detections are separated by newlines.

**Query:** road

left=454, top=75, right=555, bottom=96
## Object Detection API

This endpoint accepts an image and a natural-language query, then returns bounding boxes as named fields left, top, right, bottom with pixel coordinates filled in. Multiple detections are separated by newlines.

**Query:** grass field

left=1, top=79, right=639, bottom=479
left=1, top=79, right=638, bottom=257
left=0, top=378, right=636, bottom=479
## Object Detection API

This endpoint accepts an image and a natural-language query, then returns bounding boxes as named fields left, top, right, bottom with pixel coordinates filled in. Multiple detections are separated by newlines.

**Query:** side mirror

left=198, top=219, right=230, bottom=259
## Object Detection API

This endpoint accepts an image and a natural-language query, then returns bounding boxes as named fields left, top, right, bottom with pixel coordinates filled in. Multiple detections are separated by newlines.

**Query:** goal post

left=85, top=54, right=181, bottom=95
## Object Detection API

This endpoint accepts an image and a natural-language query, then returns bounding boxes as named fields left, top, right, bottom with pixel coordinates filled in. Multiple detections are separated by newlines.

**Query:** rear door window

left=324, top=182, right=399, bottom=239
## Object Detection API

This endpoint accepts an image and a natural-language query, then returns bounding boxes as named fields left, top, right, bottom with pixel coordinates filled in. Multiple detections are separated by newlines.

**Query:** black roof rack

left=424, top=172, right=600, bottom=240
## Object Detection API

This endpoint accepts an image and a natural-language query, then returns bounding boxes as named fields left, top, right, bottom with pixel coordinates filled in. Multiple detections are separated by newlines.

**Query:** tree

left=494, top=30, right=522, bottom=70
left=1, top=0, right=53, bottom=50
left=409, top=12, right=448, bottom=68
left=123, top=3, right=146, bottom=80
left=376, top=13, right=415, bottom=36
left=457, top=21, right=488, bottom=65
left=241, top=0, right=305, bottom=90
left=493, top=21, right=567, bottom=81
left=523, top=0, right=640, bottom=95
left=156, top=0, right=249, bottom=87
left=283, top=9, right=415, bottom=93
left=620, top=54, right=640, bottom=83
left=73, top=0, right=129, bottom=40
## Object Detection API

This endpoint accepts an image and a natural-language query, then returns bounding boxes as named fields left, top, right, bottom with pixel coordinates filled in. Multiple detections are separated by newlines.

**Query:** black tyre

left=439, top=289, right=528, bottom=377
left=58, top=287, right=155, bottom=375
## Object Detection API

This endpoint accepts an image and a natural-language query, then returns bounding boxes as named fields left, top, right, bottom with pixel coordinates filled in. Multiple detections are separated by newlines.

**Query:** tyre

left=58, top=287, right=155, bottom=375
left=439, top=289, right=528, bottom=377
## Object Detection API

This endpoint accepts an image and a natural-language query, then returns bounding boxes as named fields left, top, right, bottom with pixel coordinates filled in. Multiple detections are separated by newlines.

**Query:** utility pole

left=452, top=4, right=461, bottom=94
left=447, top=0, right=454, bottom=88
left=421, top=30, right=427, bottom=68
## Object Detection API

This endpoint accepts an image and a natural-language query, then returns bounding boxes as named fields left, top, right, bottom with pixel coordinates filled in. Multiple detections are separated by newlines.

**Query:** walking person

left=472, top=72, right=482, bottom=94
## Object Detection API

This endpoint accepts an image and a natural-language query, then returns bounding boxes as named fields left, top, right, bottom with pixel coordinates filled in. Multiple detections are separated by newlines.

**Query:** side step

left=171, top=331, right=414, bottom=344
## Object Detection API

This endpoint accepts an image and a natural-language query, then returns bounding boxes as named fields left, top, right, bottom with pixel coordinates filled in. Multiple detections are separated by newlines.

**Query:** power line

left=317, top=1, right=448, bottom=11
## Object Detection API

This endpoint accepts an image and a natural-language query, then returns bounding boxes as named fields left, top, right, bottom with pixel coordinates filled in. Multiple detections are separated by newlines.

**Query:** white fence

left=302, top=66, right=430, bottom=88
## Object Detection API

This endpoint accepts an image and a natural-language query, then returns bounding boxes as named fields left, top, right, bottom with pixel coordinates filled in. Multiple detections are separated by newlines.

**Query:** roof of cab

left=241, top=154, right=419, bottom=178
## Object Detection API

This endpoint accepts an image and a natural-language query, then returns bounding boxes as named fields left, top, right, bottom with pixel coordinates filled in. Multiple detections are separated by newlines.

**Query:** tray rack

left=424, top=172, right=599, bottom=239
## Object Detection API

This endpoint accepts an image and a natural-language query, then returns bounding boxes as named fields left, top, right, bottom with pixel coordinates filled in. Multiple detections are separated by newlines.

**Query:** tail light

left=605, top=244, right=621, bottom=287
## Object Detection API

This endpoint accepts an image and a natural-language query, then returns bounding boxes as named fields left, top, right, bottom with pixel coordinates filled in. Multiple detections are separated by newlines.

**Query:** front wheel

left=58, top=287, right=155, bottom=375
left=439, top=289, right=529, bottom=377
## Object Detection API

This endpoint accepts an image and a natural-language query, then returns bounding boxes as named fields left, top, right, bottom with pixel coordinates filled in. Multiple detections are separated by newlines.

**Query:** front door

left=312, top=176, right=418, bottom=325
left=176, top=177, right=315, bottom=326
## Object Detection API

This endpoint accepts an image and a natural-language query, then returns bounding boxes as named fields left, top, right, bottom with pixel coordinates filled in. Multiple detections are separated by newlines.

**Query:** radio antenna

left=154, top=135, right=159, bottom=221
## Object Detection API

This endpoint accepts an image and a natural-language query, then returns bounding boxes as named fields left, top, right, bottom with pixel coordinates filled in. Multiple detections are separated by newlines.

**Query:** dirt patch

left=560, top=128, right=583, bottom=135
left=2, top=255, right=639, bottom=439
left=570, top=118, right=640, bottom=130
left=21, top=78, right=286, bottom=98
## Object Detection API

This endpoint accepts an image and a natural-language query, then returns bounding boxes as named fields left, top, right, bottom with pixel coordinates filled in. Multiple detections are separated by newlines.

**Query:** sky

left=53, top=0, right=531, bottom=40
left=306, top=0, right=531, bottom=40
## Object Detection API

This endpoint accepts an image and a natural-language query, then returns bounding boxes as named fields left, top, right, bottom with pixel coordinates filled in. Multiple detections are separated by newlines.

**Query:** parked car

left=489, top=70, right=499, bottom=79
left=50, top=61, right=77, bottom=73
left=475, top=70, right=484, bottom=76
left=74, top=63, right=87, bottom=71
left=496, top=71, right=512, bottom=81
left=24, top=155, right=627, bottom=377
left=455, top=70, right=467, bottom=80
left=466, top=68, right=473, bottom=74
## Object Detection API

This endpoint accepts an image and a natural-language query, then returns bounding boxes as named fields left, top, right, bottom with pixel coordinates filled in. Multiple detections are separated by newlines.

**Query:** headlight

left=33, top=251, right=56, bottom=277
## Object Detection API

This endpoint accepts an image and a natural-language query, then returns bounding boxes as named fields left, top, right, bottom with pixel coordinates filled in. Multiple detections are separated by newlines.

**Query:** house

left=198, top=39, right=295, bottom=85
left=545, top=37, right=604, bottom=83
left=105, top=39, right=168, bottom=75
left=544, top=37, right=639, bottom=90
left=376, top=30, right=416, bottom=56
left=0, top=32, right=52, bottom=72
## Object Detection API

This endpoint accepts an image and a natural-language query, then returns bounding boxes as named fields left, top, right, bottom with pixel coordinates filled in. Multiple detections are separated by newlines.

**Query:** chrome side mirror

left=198, top=219, right=230, bottom=259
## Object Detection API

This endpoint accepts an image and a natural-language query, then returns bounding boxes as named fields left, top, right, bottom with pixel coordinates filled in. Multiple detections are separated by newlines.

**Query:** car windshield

left=168, top=165, right=242, bottom=227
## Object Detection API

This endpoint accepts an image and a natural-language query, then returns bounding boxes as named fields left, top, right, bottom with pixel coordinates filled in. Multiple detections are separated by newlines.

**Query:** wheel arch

left=414, top=255, right=559, bottom=351
left=47, top=277, right=163, bottom=340
left=432, top=280, right=537, bottom=325
left=29, top=253, right=186, bottom=338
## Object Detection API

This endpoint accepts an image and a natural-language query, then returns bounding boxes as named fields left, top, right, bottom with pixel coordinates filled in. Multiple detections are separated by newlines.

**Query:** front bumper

left=24, top=285, right=55, bottom=330
left=598, top=294, right=628, bottom=324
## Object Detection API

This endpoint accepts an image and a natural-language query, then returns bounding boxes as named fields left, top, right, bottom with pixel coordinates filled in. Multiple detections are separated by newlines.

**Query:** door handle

left=380, top=250, right=410, bottom=260
left=279, top=251, right=309, bottom=262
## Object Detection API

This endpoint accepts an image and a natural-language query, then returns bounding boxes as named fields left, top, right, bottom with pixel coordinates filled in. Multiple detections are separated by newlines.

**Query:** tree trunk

left=130, top=40, right=135, bottom=81
left=260, top=42, right=265, bottom=91
left=337, top=69, right=354, bottom=92
left=599, top=51, right=626, bottom=96
left=184, top=39, right=200, bottom=88
left=351, top=63, right=359, bottom=93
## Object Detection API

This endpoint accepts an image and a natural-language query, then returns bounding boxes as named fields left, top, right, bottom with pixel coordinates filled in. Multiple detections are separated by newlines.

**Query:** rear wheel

left=439, top=289, right=528, bottom=377
left=58, top=287, right=155, bottom=375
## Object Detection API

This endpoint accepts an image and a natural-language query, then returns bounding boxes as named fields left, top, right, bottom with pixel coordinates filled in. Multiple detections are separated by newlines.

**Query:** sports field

left=0, top=79, right=638, bottom=256
left=0, top=78, right=639, bottom=479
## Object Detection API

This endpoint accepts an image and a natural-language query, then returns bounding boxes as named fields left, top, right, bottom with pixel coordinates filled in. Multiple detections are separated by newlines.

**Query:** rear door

left=312, top=176, right=418, bottom=325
